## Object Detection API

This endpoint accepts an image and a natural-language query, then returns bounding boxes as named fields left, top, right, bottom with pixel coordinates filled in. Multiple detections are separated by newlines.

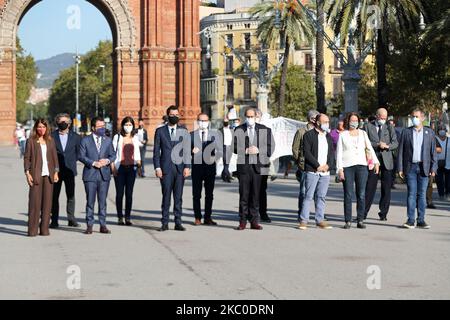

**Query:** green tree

left=251, top=0, right=314, bottom=115
left=358, top=62, right=378, bottom=116
left=16, top=38, right=37, bottom=123
left=326, top=0, right=425, bottom=107
left=49, top=40, right=113, bottom=120
left=270, top=65, right=316, bottom=120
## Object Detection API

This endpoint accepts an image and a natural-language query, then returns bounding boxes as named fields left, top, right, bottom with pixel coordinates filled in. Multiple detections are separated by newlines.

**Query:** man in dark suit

left=50, top=113, right=82, bottom=228
left=153, top=105, right=191, bottom=231
left=398, top=109, right=437, bottom=229
left=233, top=108, right=275, bottom=230
left=363, top=108, right=399, bottom=221
left=191, top=113, right=222, bottom=226
left=79, top=117, right=116, bottom=234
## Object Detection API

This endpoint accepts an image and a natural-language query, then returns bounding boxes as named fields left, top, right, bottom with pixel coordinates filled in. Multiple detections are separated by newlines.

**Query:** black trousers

left=192, top=165, right=216, bottom=220
left=160, top=166, right=184, bottom=225
left=238, top=168, right=262, bottom=223
left=51, top=169, right=76, bottom=225
left=436, top=167, right=450, bottom=197
left=259, top=175, right=268, bottom=218
left=364, top=165, right=393, bottom=219
left=114, top=165, right=137, bottom=220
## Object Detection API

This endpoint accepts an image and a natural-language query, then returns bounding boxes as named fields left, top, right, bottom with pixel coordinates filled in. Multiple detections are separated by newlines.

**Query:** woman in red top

left=111, top=117, right=142, bottom=225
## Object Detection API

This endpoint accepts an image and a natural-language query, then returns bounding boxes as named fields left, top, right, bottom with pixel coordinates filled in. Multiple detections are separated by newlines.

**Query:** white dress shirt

left=317, top=132, right=330, bottom=176
left=40, top=144, right=49, bottom=176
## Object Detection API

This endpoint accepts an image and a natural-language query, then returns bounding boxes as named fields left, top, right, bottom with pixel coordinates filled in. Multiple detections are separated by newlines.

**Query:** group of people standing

left=23, top=114, right=148, bottom=236
left=22, top=104, right=448, bottom=237
left=293, top=107, right=445, bottom=230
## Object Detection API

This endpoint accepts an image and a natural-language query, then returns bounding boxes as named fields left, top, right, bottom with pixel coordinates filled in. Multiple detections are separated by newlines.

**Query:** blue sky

left=18, top=0, right=112, bottom=60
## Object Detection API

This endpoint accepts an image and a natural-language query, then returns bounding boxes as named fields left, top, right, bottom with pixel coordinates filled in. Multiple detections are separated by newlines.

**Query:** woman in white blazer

left=336, top=112, right=379, bottom=229
left=111, top=117, right=142, bottom=225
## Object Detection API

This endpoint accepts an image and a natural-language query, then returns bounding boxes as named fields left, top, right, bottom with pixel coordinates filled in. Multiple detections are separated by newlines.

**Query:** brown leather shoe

left=84, top=225, right=93, bottom=235
left=99, top=226, right=111, bottom=234
left=194, top=218, right=202, bottom=226
left=250, top=223, right=263, bottom=230
left=236, top=221, right=247, bottom=230
left=203, top=219, right=218, bottom=226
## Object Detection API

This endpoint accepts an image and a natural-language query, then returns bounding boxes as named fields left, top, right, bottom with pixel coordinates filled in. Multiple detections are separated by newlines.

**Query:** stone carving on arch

left=0, top=0, right=137, bottom=61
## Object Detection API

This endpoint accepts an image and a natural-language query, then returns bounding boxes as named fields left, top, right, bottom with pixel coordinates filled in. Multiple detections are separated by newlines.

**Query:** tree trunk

left=278, top=36, right=290, bottom=116
left=315, top=0, right=326, bottom=113
left=376, top=29, right=388, bottom=107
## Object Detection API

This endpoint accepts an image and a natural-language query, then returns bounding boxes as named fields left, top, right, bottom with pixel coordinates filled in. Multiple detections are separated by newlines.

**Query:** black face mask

left=223, top=121, right=229, bottom=127
left=57, top=122, right=69, bottom=131
left=168, top=116, right=179, bottom=125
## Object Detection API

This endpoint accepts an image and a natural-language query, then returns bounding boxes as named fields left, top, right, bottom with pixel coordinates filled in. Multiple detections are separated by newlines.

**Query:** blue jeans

left=300, top=173, right=330, bottom=224
left=343, top=165, right=369, bottom=222
left=297, top=169, right=306, bottom=220
left=406, top=163, right=429, bottom=224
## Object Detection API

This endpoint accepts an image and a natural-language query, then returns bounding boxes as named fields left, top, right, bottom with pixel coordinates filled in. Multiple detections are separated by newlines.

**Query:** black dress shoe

left=158, top=224, right=169, bottom=232
left=125, top=220, right=133, bottom=226
left=357, top=221, right=367, bottom=229
left=203, top=219, right=218, bottom=226
left=68, top=221, right=80, bottom=227
left=174, top=224, right=186, bottom=231
left=118, top=218, right=125, bottom=225
left=49, top=223, right=59, bottom=229
left=260, top=216, right=272, bottom=223
left=427, top=203, right=437, bottom=209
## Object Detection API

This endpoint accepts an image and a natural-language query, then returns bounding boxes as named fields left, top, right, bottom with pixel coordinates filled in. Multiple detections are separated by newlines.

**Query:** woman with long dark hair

left=23, top=119, right=59, bottom=236
left=111, top=117, right=142, bottom=225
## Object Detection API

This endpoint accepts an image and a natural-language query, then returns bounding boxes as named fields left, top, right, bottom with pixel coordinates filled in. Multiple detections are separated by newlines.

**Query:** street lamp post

left=95, top=64, right=106, bottom=117
left=199, top=27, right=284, bottom=115
left=292, top=0, right=374, bottom=113
left=74, top=52, right=81, bottom=133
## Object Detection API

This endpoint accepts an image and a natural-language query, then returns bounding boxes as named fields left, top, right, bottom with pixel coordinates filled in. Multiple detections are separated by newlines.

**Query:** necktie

left=249, top=126, right=255, bottom=145
left=170, top=128, right=175, bottom=140
left=202, top=130, right=206, bottom=143
left=96, top=136, right=101, bottom=153
left=378, top=125, right=383, bottom=141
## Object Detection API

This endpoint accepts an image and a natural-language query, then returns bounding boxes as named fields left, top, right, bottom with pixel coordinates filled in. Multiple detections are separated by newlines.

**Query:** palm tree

left=251, top=0, right=314, bottom=115
left=315, top=0, right=326, bottom=113
left=326, top=0, right=425, bottom=107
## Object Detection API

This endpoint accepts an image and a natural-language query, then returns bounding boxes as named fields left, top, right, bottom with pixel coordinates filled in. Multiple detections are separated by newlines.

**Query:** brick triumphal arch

left=0, top=0, right=201, bottom=144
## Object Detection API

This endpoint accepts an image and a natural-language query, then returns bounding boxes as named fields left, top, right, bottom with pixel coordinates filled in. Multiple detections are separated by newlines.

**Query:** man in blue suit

left=79, top=117, right=116, bottom=234
left=153, top=105, right=191, bottom=231
left=398, top=109, right=437, bottom=229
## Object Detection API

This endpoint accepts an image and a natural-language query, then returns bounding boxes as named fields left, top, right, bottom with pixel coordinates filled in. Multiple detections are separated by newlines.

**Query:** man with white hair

left=363, top=107, right=399, bottom=221
left=292, top=109, right=320, bottom=220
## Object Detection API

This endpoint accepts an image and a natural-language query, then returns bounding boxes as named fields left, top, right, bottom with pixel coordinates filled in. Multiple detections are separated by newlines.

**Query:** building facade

left=199, top=6, right=347, bottom=126
left=0, top=0, right=201, bottom=144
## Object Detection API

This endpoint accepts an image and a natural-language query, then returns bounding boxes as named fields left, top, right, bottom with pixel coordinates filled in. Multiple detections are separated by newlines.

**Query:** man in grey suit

left=79, top=117, right=116, bottom=234
left=363, top=108, right=399, bottom=220
left=398, top=109, right=437, bottom=229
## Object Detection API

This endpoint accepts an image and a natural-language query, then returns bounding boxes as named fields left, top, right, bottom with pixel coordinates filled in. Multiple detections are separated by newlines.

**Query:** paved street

left=0, top=145, right=449, bottom=300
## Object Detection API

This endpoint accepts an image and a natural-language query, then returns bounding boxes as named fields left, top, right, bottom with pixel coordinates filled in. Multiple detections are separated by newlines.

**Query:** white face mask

left=124, top=125, right=133, bottom=134
left=198, top=121, right=209, bottom=130
left=377, top=119, right=386, bottom=126
left=246, top=118, right=256, bottom=127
